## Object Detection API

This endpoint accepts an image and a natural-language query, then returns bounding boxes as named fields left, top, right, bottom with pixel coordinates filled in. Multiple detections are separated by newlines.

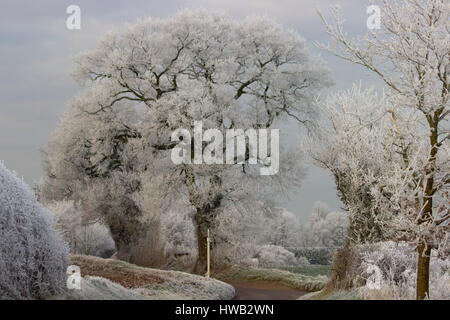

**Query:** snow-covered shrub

left=255, top=245, right=310, bottom=268
left=357, top=241, right=450, bottom=300
left=162, top=209, right=197, bottom=271
left=212, top=204, right=271, bottom=268
left=46, top=200, right=116, bottom=258
left=0, top=163, right=69, bottom=299
left=294, top=247, right=334, bottom=265
left=212, top=206, right=316, bottom=269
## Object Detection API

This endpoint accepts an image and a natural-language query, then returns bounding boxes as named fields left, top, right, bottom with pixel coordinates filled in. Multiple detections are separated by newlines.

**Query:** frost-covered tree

left=265, top=208, right=303, bottom=249
left=306, top=87, right=391, bottom=245
left=211, top=204, right=312, bottom=268
left=317, top=0, right=449, bottom=299
left=309, top=84, right=449, bottom=296
left=211, top=202, right=272, bottom=267
left=303, top=201, right=348, bottom=248
left=46, top=200, right=116, bottom=258
left=43, top=9, right=331, bottom=272
left=310, top=201, right=331, bottom=221
left=285, top=201, right=349, bottom=265
left=0, top=163, right=68, bottom=299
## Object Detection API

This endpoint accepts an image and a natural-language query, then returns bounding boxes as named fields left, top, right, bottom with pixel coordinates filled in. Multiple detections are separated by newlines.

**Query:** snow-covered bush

left=211, top=204, right=264, bottom=268
left=211, top=205, right=317, bottom=269
left=357, top=242, right=450, bottom=300
left=255, top=245, right=310, bottom=268
left=0, top=163, right=69, bottom=299
left=162, top=209, right=197, bottom=271
left=294, top=247, right=334, bottom=265
left=46, top=200, right=115, bottom=258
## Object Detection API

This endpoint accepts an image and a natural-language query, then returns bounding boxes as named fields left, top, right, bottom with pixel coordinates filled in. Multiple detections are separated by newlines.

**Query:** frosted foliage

left=306, top=86, right=395, bottom=243
left=303, top=202, right=348, bottom=248
left=42, top=9, right=330, bottom=268
left=212, top=202, right=272, bottom=267
left=163, top=210, right=196, bottom=252
left=307, top=85, right=449, bottom=252
left=162, top=209, right=197, bottom=270
left=358, top=242, right=450, bottom=300
left=311, top=201, right=331, bottom=220
left=212, top=205, right=313, bottom=267
left=314, top=0, right=449, bottom=260
left=46, top=200, right=116, bottom=258
left=267, top=208, right=304, bottom=249
left=0, top=163, right=69, bottom=299
left=255, top=245, right=309, bottom=268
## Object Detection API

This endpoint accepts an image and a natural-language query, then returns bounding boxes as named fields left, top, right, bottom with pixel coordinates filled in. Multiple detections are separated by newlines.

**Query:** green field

left=217, top=266, right=328, bottom=292
left=280, top=265, right=332, bottom=277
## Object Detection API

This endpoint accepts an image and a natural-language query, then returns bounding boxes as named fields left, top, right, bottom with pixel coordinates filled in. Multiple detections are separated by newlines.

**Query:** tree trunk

left=103, top=198, right=144, bottom=260
left=414, top=107, right=440, bottom=300
left=101, top=196, right=165, bottom=268
left=193, top=223, right=208, bottom=275
left=416, top=241, right=431, bottom=300
left=326, top=237, right=358, bottom=290
left=184, top=167, right=222, bottom=275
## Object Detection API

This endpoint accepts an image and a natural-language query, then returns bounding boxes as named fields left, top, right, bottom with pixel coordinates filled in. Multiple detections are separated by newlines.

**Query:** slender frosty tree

left=317, top=0, right=449, bottom=299
left=306, top=86, right=392, bottom=245
left=43, top=9, right=330, bottom=272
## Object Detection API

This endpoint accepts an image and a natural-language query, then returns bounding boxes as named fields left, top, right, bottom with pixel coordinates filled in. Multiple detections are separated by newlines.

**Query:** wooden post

left=206, top=229, right=211, bottom=278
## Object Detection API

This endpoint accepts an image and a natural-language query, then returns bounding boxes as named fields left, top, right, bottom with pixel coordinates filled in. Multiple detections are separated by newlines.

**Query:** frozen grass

left=52, top=276, right=149, bottom=300
left=217, top=266, right=328, bottom=292
left=299, top=288, right=361, bottom=300
left=59, top=255, right=234, bottom=300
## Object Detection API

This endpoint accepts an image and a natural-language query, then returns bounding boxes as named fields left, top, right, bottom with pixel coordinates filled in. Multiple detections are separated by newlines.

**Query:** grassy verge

left=216, top=266, right=328, bottom=292
left=67, top=255, right=235, bottom=300
left=280, top=265, right=331, bottom=277
left=299, top=288, right=361, bottom=300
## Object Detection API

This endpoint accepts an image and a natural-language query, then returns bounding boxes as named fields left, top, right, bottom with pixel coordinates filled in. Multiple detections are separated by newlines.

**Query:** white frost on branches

left=43, top=9, right=331, bottom=269
left=307, top=84, right=449, bottom=254
left=358, top=241, right=450, bottom=300
left=46, top=200, right=116, bottom=258
left=302, top=201, right=348, bottom=248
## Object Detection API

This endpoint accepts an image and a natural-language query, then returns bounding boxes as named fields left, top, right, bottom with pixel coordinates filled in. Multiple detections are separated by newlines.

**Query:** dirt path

left=226, top=280, right=308, bottom=300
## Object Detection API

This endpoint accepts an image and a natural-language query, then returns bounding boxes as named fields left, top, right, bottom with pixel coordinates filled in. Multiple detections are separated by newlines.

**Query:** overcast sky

left=0, top=0, right=381, bottom=222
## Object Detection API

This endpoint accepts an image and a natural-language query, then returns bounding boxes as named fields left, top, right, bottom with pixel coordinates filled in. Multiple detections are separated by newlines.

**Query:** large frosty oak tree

left=43, top=9, right=331, bottom=273
left=317, top=0, right=449, bottom=299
